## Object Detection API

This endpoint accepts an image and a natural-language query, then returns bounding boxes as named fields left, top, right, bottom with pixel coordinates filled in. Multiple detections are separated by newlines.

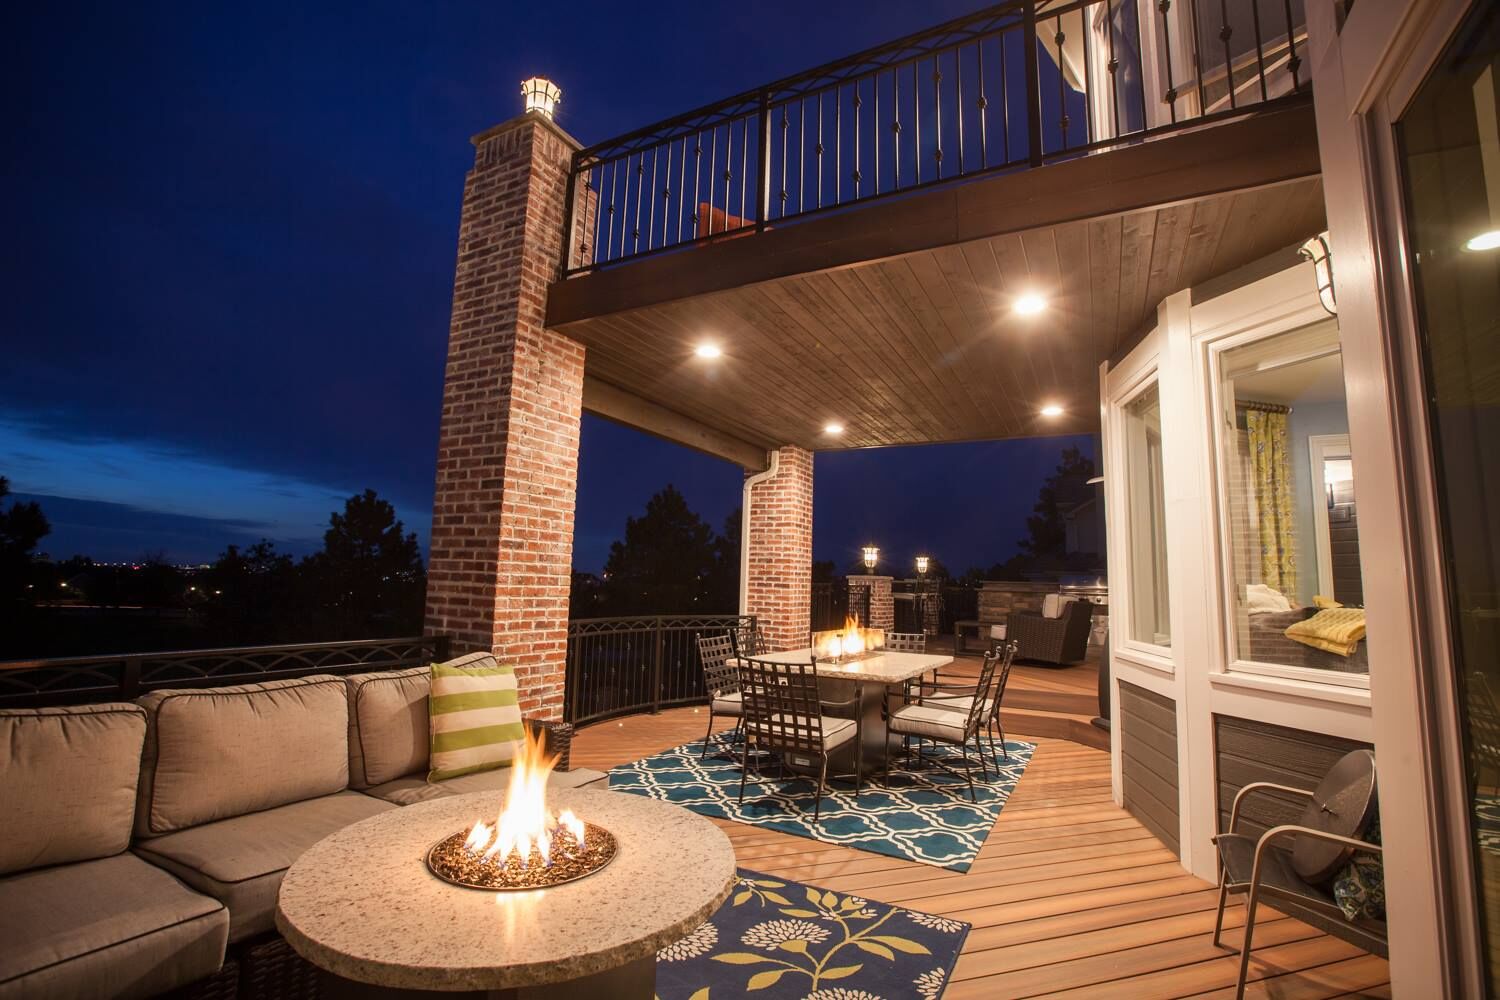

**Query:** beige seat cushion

left=345, top=666, right=430, bottom=789
left=925, top=695, right=994, bottom=719
left=0, top=853, right=227, bottom=1000
left=135, top=675, right=350, bottom=837
left=0, top=704, right=146, bottom=876
left=747, top=715, right=856, bottom=752
left=889, top=704, right=971, bottom=742
left=711, top=691, right=743, bottom=716
left=363, top=767, right=609, bottom=806
left=133, top=791, right=394, bottom=942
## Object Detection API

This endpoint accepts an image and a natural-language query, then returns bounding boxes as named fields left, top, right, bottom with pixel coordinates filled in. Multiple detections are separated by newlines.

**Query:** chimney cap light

left=521, top=77, right=562, bottom=120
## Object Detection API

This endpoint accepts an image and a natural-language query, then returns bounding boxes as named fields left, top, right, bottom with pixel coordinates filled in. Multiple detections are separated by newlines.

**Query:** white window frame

left=1308, top=433, right=1353, bottom=600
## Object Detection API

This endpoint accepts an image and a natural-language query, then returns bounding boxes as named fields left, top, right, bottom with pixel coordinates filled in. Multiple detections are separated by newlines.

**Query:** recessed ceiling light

left=1014, top=293, right=1047, bottom=316
left=1040, top=404, right=1064, bottom=418
left=1464, top=229, right=1500, bottom=252
left=694, top=343, right=723, bottom=359
left=823, top=422, right=844, bottom=435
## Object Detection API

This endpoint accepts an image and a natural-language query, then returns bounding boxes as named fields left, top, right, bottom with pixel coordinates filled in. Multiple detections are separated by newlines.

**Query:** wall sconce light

left=915, top=555, right=929, bottom=577
left=521, top=77, right=562, bottom=120
left=1299, top=231, right=1336, bottom=316
left=862, top=545, right=879, bottom=574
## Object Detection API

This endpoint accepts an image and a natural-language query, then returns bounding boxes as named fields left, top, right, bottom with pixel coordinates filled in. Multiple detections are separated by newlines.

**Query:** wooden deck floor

left=571, top=700, right=1391, bottom=998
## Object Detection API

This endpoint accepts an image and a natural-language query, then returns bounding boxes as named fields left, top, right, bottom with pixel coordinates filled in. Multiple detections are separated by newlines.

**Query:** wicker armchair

left=1005, top=600, right=1093, bottom=665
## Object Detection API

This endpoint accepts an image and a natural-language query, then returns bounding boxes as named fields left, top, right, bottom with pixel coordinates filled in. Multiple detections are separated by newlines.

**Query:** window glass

left=1395, top=2, right=1500, bottom=987
left=1218, top=321, right=1367, bottom=676
left=1124, top=382, right=1171, bottom=647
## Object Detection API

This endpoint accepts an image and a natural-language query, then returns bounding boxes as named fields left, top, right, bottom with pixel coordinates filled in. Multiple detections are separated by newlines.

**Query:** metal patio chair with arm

left=732, top=622, right=767, bottom=658
left=736, top=655, right=862, bottom=825
left=696, top=633, right=742, bottom=759
left=922, top=640, right=1017, bottom=770
left=884, top=648, right=1003, bottom=802
left=1211, top=749, right=1385, bottom=999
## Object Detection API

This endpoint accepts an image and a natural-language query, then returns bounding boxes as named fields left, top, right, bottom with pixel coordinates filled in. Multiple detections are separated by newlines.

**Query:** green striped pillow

left=428, top=659, right=525, bottom=781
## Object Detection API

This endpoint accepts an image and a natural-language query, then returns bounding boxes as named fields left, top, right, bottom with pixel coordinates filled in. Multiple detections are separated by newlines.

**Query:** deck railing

left=0, top=635, right=451, bottom=707
left=564, top=614, right=756, bottom=725
left=810, top=580, right=872, bottom=632
left=563, top=0, right=1308, bottom=274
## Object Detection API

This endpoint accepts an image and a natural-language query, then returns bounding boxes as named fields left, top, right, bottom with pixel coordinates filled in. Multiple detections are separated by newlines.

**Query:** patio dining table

left=730, top=647, right=953, bottom=775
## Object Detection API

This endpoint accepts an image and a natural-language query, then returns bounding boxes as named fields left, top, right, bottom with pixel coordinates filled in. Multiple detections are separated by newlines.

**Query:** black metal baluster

left=893, top=67, right=903, bottom=189
left=913, top=61, right=922, bottom=184
left=723, top=121, right=734, bottom=227
left=632, top=153, right=644, bottom=255
left=604, top=158, right=617, bottom=263
left=1159, top=0, right=1179, bottom=124
left=1055, top=17, right=1069, bottom=149
left=853, top=78, right=862, bottom=199
left=618, top=155, right=632, bottom=260
left=1282, top=0, right=1301, bottom=92
left=587, top=168, right=602, bottom=268
left=1218, top=0, right=1236, bottom=109
left=977, top=40, right=989, bottom=169
left=1187, top=0, right=1208, bottom=116
left=1106, top=0, right=1122, bottom=138
left=778, top=103, right=789, bottom=219
left=708, top=127, right=718, bottom=234
left=816, top=93, right=825, bottom=208
left=1081, top=9, right=1095, bottom=143
left=677, top=135, right=688, bottom=245
left=934, top=58, right=944, bottom=178
left=739, top=115, right=749, bottom=225
left=798, top=97, right=806, bottom=214
left=692, top=132, right=703, bottom=239
left=646, top=146, right=658, bottom=251
left=835, top=83, right=843, bottom=204
left=956, top=47, right=966, bottom=174
left=873, top=71, right=880, bottom=194
left=1001, top=31, right=1012, bottom=163
left=1249, top=0, right=1269, bottom=102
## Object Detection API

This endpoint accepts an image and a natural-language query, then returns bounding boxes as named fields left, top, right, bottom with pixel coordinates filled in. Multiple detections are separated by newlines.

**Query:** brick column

left=425, top=111, right=587, bottom=721
left=847, top=575, right=894, bottom=631
left=744, top=446, right=813, bottom=651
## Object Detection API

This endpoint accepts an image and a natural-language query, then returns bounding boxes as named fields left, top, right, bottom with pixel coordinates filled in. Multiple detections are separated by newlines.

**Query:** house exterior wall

left=744, top=446, right=813, bottom=651
left=425, top=112, right=585, bottom=721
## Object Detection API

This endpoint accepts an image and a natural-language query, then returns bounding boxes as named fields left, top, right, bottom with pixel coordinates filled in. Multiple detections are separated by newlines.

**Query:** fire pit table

left=276, top=788, right=735, bottom=999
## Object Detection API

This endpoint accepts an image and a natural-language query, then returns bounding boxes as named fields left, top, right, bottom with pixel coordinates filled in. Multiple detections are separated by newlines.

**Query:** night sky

left=5, top=2, right=1094, bottom=576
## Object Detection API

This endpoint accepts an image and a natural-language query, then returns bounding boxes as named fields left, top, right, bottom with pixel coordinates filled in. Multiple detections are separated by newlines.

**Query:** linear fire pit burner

left=425, top=822, right=617, bottom=891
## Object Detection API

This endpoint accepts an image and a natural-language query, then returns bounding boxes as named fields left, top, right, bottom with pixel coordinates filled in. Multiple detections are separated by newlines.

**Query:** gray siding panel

left=1119, top=681, right=1180, bottom=856
left=1213, top=714, right=1372, bottom=843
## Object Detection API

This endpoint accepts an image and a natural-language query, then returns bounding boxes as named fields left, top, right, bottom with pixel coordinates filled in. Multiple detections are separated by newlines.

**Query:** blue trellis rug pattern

left=655, top=868, right=969, bottom=1000
left=609, top=737, right=1034, bottom=871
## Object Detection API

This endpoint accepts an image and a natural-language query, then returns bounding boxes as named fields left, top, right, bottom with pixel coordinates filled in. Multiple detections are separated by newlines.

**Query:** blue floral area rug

left=609, top=737, right=1034, bottom=871
left=655, top=869, right=968, bottom=1000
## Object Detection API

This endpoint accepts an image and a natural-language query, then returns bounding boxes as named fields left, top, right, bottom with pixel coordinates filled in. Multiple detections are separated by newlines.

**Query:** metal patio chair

left=884, top=647, right=1003, bottom=802
left=732, top=622, right=767, bottom=657
left=884, top=631, right=927, bottom=653
left=1211, top=748, right=1385, bottom=999
left=921, top=640, right=1017, bottom=770
left=696, top=633, right=742, bottom=759
left=737, top=655, right=862, bottom=824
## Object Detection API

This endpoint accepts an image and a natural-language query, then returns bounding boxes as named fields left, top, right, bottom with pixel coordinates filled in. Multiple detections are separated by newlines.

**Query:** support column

left=846, top=576, right=894, bottom=631
left=425, top=110, right=586, bottom=721
left=743, top=446, right=813, bottom=651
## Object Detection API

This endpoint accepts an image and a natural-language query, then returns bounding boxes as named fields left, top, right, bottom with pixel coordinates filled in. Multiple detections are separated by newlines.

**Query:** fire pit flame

left=426, top=728, right=616, bottom=890
left=815, top=615, right=885, bottom=662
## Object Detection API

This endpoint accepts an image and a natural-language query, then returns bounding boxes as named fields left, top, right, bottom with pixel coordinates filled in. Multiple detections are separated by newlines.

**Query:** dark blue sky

left=4, top=1, right=1094, bottom=574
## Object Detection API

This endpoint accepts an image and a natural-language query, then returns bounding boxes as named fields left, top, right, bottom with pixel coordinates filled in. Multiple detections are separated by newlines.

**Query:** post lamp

left=915, top=555, right=930, bottom=578
left=521, top=77, right=562, bottom=120
left=1299, top=230, right=1336, bottom=316
left=862, top=545, right=879, bottom=574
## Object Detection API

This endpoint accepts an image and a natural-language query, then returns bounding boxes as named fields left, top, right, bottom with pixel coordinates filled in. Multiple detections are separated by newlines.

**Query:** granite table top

left=732, top=647, right=953, bottom=686
left=275, top=788, right=735, bottom=992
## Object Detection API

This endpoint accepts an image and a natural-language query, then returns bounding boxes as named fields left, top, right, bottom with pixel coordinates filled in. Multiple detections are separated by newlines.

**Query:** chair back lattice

left=739, top=656, right=825, bottom=757
left=885, top=632, right=926, bottom=653
left=697, top=633, right=738, bottom=698
left=989, top=640, right=1018, bottom=725
left=733, top=624, right=767, bottom=657
left=963, top=648, right=1004, bottom=738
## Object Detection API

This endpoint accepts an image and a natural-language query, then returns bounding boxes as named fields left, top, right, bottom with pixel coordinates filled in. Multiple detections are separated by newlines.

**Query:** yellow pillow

left=1313, top=595, right=1344, bottom=609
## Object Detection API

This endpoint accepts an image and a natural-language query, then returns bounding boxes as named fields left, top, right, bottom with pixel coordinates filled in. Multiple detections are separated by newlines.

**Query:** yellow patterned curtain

left=1246, top=408, right=1297, bottom=594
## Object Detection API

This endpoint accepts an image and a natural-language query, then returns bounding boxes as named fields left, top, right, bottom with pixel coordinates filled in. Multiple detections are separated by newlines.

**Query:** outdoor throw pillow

left=428, top=660, right=525, bottom=781
left=1333, top=811, right=1385, bottom=922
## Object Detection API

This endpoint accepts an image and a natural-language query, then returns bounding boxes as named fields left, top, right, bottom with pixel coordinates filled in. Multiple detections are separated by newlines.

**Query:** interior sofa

left=0, top=654, right=602, bottom=999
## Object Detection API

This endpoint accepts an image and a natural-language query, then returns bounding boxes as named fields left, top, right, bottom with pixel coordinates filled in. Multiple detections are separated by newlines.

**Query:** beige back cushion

left=135, top=675, right=349, bottom=837
left=0, top=704, right=147, bottom=876
left=345, top=666, right=430, bottom=789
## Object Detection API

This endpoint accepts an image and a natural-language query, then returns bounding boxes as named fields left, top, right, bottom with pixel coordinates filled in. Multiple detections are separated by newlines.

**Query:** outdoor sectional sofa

left=0, top=655, right=598, bottom=999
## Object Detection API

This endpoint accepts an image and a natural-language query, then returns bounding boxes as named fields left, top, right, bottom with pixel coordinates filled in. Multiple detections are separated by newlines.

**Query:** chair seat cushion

left=0, top=853, right=228, bottom=1000
left=748, top=714, right=856, bottom=752
left=133, top=791, right=395, bottom=942
left=711, top=692, right=744, bottom=716
left=925, top=695, right=993, bottom=718
left=889, top=704, right=971, bottom=742
left=363, top=768, right=609, bottom=806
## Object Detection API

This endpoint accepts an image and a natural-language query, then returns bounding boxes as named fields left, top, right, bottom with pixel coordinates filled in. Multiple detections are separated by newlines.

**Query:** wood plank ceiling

left=551, top=176, right=1327, bottom=452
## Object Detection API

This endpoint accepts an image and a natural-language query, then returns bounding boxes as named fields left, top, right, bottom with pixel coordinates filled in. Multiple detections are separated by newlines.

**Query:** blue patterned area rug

left=656, top=868, right=968, bottom=1000
left=609, top=737, right=1034, bottom=871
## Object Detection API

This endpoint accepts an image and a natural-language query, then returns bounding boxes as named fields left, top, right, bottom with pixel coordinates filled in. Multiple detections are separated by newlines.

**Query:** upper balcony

left=544, top=1, right=1323, bottom=459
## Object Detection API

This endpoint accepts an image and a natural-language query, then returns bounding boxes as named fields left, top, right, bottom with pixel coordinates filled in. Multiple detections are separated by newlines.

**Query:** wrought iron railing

left=0, top=635, right=451, bottom=707
left=810, top=580, right=872, bottom=632
left=562, top=0, right=1308, bottom=274
left=564, top=614, right=756, bottom=725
